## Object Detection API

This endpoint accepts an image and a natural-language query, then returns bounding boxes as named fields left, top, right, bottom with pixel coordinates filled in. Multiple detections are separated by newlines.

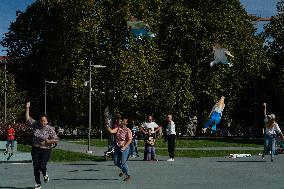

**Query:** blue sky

left=0, top=0, right=279, bottom=56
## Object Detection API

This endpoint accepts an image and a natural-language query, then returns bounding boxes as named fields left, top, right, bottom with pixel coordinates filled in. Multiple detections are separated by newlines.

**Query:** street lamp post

left=87, top=62, right=106, bottom=153
left=99, top=91, right=105, bottom=141
left=44, top=79, right=57, bottom=115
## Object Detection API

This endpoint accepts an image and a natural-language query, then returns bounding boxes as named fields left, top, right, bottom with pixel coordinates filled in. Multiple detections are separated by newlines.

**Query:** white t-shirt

left=264, top=115, right=282, bottom=136
left=214, top=47, right=228, bottom=62
left=212, top=104, right=225, bottom=113
left=166, top=120, right=176, bottom=135
left=143, top=122, right=159, bottom=133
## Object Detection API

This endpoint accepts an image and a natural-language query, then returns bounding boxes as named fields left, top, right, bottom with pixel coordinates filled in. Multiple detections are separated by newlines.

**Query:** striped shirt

left=116, top=127, right=132, bottom=147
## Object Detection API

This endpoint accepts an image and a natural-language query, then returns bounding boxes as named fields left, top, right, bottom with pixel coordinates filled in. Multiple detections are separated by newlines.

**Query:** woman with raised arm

left=262, top=103, right=284, bottom=162
left=105, top=110, right=132, bottom=182
left=204, top=96, right=225, bottom=134
left=25, top=102, right=59, bottom=189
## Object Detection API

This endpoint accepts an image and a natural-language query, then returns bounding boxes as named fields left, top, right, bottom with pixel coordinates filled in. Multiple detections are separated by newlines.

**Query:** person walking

left=4, top=123, right=15, bottom=156
left=25, top=102, right=59, bottom=189
left=105, top=115, right=132, bottom=181
left=166, top=114, right=176, bottom=162
left=262, top=103, right=284, bottom=162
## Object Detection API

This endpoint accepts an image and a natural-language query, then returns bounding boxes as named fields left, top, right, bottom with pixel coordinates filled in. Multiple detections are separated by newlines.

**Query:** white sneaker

left=167, top=158, right=175, bottom=162
left=44, top=174, right=49, bottom=183
left=228, top=63, right=233, bottom=67
left=210, top=61, right=215, bottom=67
left=34, top=184, right=41, bottom=189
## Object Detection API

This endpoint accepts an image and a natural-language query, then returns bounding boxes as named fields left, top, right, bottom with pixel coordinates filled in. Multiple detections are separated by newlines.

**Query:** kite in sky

left=127, top=16, right=155, bottom=39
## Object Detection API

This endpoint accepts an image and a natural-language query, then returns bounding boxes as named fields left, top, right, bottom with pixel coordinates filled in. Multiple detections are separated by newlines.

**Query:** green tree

left=158, top=0, right=271, bottom=133
left=264, top=0, right=284, bottom=118
left=0, top=63, right=25, bottom=123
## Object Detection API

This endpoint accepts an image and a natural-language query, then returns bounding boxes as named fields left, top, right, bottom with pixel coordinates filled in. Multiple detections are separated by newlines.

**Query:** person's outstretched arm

left=224, top=50, right=234, bottom=58
left=25, top=102, right=31, bottom=121
left=263, top=103, right=267, bottom=117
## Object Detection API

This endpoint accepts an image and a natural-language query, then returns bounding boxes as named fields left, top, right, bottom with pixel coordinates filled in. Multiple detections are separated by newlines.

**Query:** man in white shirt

left=140, top=115, right=161, bottom=160
left=166, top=114, right=176, bottom=162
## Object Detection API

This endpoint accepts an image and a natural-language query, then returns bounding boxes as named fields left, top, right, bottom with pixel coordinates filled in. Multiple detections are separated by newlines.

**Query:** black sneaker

left=4, top=151, right=8, bottom=155
left=44, top=174, right=49, bottom=183
left=271, top=158, right=274, bottom=162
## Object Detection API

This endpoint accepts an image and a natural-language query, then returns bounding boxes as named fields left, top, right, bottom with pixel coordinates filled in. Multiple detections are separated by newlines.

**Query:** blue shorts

left=7, top=140, right=14, bottom=147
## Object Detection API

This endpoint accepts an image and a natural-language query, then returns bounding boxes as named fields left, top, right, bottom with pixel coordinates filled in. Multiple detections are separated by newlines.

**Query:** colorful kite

left=127, top=16, right=155, bottom=39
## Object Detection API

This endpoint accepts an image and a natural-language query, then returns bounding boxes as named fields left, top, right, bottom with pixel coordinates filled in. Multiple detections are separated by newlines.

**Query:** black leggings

left=31, top=147, right=51, bottom=184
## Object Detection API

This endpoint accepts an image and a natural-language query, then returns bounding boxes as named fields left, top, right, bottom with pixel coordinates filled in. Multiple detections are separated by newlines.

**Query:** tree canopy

left=0, top=0, right=280, bottom=136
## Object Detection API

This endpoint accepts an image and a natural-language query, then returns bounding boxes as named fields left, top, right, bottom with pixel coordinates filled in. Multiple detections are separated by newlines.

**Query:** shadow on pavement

left=216, top=160, right=267, bottom=163
left=64, top=163, right=98, bottom=166
left=53, top=178, right=119, bottom=181
left=0, top=187, right=33, bottom=189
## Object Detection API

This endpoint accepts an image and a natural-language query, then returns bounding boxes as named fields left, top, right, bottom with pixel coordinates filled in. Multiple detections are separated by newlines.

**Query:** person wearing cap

left=262, top=103, right=284, bottom=161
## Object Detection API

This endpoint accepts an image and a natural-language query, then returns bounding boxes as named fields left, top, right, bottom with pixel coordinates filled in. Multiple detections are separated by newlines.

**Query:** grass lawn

left=18, top=138, right=263, bottom=161
left=17, top=144, right=104, bottom=162
left=156, top=149, right=261, bottom=158
left=66, top=137, right=263, bottom=148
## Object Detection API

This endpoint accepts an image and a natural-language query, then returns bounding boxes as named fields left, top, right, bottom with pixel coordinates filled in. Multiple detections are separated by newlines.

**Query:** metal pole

left=86, top=64, right=105, bottom=152
left=99, top=94, right=102, bottom=141
left=44, top=79, right=47, bottom=115
left=44, top=80, right=57, bottom=115
left=4, top=62, right=7, bottom=123
left=88, top=61, right=92, bottom=153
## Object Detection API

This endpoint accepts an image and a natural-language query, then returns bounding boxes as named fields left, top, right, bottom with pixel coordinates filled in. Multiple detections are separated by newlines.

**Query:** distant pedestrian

left=140, top=115, right=161, bottom=160
left=25, top=102, right=59, bottom=189
left=4, top=123, right=15, bottom=156
left=166, top=114, right=176, bottom=162
left=262, top=103, right=284, bottom=162
left=144, top=128, right=157, bottom=161
left=105, top=115, right=132, bottom=181
left=129, top=120, right=139, bottom=158
left=107, top=113, right=122, bottom=151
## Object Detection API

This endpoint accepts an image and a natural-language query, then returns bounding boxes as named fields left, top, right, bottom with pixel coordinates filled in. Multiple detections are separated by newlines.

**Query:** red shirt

left=7, top=128, right=15, bottom=140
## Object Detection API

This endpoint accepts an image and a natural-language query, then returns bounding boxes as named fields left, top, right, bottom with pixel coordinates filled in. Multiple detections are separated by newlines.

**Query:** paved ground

left=0, top=141, right=283, bottom=189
